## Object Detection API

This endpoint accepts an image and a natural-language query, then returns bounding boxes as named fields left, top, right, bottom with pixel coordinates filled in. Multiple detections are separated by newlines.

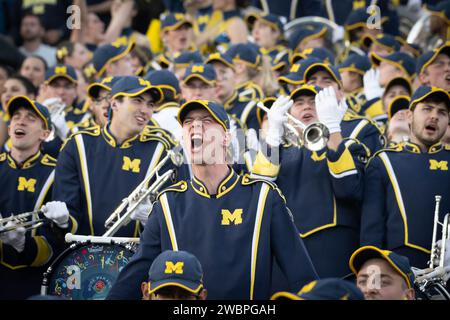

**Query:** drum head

left=43, top=243, right=135, bottom=300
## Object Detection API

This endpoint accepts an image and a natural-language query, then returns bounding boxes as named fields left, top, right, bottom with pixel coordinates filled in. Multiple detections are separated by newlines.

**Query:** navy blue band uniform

left=252, top=138, right=369, bottom=278
left=0, top=151, right=62, bottom=299
left=107, top=169, right=318, bottom=299
left=361, top=142, right=450, bottom=269
left=51, top=125, right=178, bottom=237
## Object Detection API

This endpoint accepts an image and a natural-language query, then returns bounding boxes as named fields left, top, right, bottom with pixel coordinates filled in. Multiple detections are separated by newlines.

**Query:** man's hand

left=41, top=201, right=70, bottom=229
left=363, top=68, right=384, bottom=100
left=130, top=197, right=153, bottom=226
left=315, top=87, right=347, bottom=134
left=265, top=96, right=293, bottom=147
left=0, top=216, right=26, bottom=253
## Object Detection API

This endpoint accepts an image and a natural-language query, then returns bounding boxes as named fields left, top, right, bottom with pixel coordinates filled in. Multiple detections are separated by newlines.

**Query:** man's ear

left=404, top=288, right=415, bottom=300
left=418, top=71, right=430, bottom=86
left=40, top=128, right=51, bottom=142
left=141, top=282, right=150, bottom=300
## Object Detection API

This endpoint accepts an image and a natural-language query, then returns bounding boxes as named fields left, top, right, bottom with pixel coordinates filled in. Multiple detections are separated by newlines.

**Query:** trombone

left=102, top=149, right=184, bottom=237
left=414, top=195, right=450, bottom=299
left=256, top=102, right=329, bottom=151
left=0, top=210, right=46, bottom=234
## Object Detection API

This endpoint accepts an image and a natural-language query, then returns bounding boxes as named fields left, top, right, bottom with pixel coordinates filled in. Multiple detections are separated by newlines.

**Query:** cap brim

left=410, top=88, right=450, bottom=110
left=388, top=95, right=410, bottom=120
left=304, top=63, right=342, bottom=87
left=97, top=41, right=136, bottom=78
left=149, top=279, right=203, bottom=295
left=182, top=74, right=216, bottom=86
left=205, top=57, right=235, bottom=71
left=270, top=291, right=303, bottom=300
left=45, top=74, right=77, bottom=85
left=371, top=53, right=412, bottom=80
left=178, top=100, right=228, bottom=132
left=349, top=246, right=412, bottom=289
left=419, top=42, right=450, bottom=74
left=87, top=83, right=111, bottom=99
left=384, top=77, right=412, bottom=96
left=162, top=20, right=193, bottom=32
left=112, top=85, right=163, bottom=104
left=290, top=86, right=318, bottom=100
left=6, top=96, right=49, bottom=130
left=278, top=73, right=304, bottom=85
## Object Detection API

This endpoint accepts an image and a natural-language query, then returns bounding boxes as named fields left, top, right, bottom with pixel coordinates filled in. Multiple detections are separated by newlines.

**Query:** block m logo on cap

left=192, top=65, right=204, bottom=73
left=55, top=66, right=67, bottom=74
left=165, top=261, right=184, bottom=274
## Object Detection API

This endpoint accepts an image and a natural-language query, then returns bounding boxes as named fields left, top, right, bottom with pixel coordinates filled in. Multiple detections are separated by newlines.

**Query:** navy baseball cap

left=425, top=0, right=450, bottom=23
left=363, top=33, right=400, bottom=53
left=147, top=250, right=204, bottom=295
left=416, top=41, right=450, bottom=75
left=92, top=40, right=135, bottom=78
left=227, top=43, right=262, bottom=69
left=205, top=52, right=235, bottom=70
left=409, top=85, right=450, bottom=111
left=173, top=51, right=204, bottom=69
left=288, top=26, right=327, bottom=51
left=344, top=8, right=388, bottom=31
left=388, top=95, right=410, bottom=120
left=271, top=50, right=290, bottom=72
left=371, top=51, right=416, bottom=79
left=182, top=63, right=216, bottom=85
left=45, top=64, right=77, bottom=85
left=144, top=70, right=181, bottom=99
left=290, top=84, right=321, bottom=101
left=161, top=13, right=193, bottom=32
left=303, top=61, right=343, bottom=87
left=291, top=47, right=335, bottom=65
left=110, top=76, right=163, bottom=103
left=178, top=100, right=230, bottom=131
left=271, top=278, right=364, bottom=300
left=245, top=12, right=284, bottom=34
left=87, top=76, right=121, bottom=100
left=349, top=245, right=415, bottom=289
left=278, top=57, right=320, bottom=86
left=338, top=54, right=371, bottom=76
left=383, top=77, right=413, bottom=97
left=7, top=95, right=51, bottom=130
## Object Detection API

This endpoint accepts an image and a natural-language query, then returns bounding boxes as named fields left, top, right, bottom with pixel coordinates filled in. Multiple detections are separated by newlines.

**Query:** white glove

left=228, top=117, right=240, bottom=163
left=130, top=197, right=153, bottom=226
left=315, top=87, right=347, bottom=134
left=43, top=98, right=70, bottom=139
left=246, top=128, right=259, bottom=152
left=0, top=218, right=26, bottom=253
left=266, top=95, right=293, bottom=147
left=363, top=68, right=384, bottom=101
left=41, top=201, right=69, bottom=229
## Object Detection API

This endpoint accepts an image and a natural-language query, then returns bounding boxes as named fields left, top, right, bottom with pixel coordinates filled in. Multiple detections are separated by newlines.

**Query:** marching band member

left=349, top=246, right=416, bottom=300
left=107, top=99, right=318, bottom=299
left=416, top=42, right=450, bottom=91
left=385, top=96, right=411, bottom=145
left=361, top=86, right=450, bottom=269
left=252, top=85, right=368, bottom=279
left=52, top=76, right=178, bottom=237
left=0, top=96, right=70, bottom=299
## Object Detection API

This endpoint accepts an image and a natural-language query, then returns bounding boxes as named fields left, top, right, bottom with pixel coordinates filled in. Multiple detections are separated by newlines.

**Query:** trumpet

left=103, top=149, right=184, bottom=237
left=0, top=210, right=46, bottom=234
left=414, top=195, right=450, bottom=300
left=256, top=102, right=329, bottom=151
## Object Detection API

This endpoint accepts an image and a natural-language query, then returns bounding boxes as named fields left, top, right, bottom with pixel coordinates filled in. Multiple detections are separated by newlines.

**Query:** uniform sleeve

left=326, top=140, right=368, bottom=202
left=270, top=189, right=319, bottom=291
left=107, top=201, right=163, bottom=300
left=250, top=142, right=282, bottom=181
left=360, top=155, right=387, bottom=247
left=51, top=138, right=81, bottom=234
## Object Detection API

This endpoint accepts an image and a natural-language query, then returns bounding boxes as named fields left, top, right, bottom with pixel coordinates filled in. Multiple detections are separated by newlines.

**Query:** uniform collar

left=402, top=141, right=443, bottom=154
left=190, top=167, right=240, bottom=199
left=236, top=81, right=251, bottom=92
left=7, top=150, right=42, bottom=169
left=102, top=124, right=139, bottom=149
left=155, top=101, right=179, bottom=112
left=223, top=90, right=238, bottom=110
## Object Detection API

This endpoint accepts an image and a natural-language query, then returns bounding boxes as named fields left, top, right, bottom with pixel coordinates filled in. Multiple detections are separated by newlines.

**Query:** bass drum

left=41, top=241, right=136, bottom=300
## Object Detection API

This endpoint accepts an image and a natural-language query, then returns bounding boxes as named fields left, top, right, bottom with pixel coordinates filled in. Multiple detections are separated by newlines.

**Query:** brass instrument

left=102, top=149, right=183, bottom=237
left=0, top=210, right=46, bottom=234
left=414, top=195, right=450, bottom=300
left=256, top=102, right=329, bottom=151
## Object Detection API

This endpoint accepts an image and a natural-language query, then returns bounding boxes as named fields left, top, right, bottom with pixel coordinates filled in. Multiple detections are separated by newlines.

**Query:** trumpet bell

left=303, top=123, right=330, bottom=152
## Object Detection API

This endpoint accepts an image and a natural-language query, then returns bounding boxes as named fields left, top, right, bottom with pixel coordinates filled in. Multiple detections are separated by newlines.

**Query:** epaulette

left=238, top=87, right=255, bottom=102
left=343, top=112, right=383, bottom=134
left=0, top=152, right=6, bottom=162
left=241, top=174, right=287, bottom=203
left=140, top=127, right=177, bottom=149
left=61, top=126, right=101, bottom=150
left=40, top=154, right=57, bottom=167
left=445, top=144, right=450, bottom=151
left=366, top=143, right=403, bottom=167
left=157, top=180, right=188, bottom=200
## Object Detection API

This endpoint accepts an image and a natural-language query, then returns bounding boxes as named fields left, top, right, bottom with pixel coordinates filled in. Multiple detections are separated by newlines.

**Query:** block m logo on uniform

left=221, top=209, right=243, bottom=225
left=122, top=156, right=141, bottom=173
left=17, top=177, right=37, bottom=192
left=165, top=261, right=184, bottom=274
left=429, top=159, right=448, bottom=171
